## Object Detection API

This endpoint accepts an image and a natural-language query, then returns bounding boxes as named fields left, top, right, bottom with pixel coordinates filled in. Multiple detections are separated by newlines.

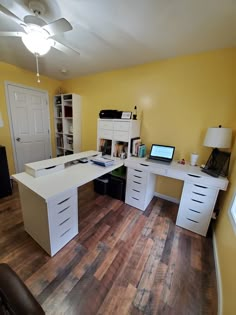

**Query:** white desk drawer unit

left=47, top=188, right=78, bottom=256
left=125, top=167, right=156, bottom=211
left=176, top=182, right=218, bottom=236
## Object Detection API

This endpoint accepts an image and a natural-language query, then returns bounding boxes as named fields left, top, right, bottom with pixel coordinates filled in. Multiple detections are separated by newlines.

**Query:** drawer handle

left=60, top=228, right=71, bottom=237
left=191, top=199, right=203, bottom=204
left=58, top=197, right=71, bottom=205
left=59, top=217, right=70, bottom=226
left=193, top=192, right=206, bottom=197
left=140, top=163, right=149, bottom=167
left=132, top=189, right=140, bottom=193
left=194, top=184, right=207, bottom=189
left=189, top=208, right=201, bottom=214
left=45, top=165, right=56, bottom=170
left=133, top=181, right=141, bottom=184
left=187, top=218, right=199, bottom=223
left=132, top=197, right=139, bottom=200
left=187, top=174, right=201, bottom=178
left=58, top=206, right=70, bottom=214
left=134, top=175, right=142, bottom=178
left=134, top=169, right=142, bottom=172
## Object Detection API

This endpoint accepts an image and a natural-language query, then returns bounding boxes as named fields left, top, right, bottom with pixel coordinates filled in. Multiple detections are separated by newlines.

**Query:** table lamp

left=202, top=125, right=232, bottom=177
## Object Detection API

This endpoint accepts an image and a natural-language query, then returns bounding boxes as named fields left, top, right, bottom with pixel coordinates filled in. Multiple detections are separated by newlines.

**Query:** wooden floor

left=0, top=181, right=217, bottom=315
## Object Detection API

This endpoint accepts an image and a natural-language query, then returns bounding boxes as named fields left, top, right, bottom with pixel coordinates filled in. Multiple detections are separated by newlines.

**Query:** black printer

left=99, top=110, right=122, bottom=119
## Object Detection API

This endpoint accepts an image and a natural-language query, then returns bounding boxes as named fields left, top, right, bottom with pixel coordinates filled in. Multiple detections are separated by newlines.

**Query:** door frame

left=5, top=81, right=52, bottom=173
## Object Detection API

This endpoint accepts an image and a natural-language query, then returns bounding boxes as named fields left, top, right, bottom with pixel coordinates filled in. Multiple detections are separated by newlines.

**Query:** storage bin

left=94, top=176, right=109, bottom=195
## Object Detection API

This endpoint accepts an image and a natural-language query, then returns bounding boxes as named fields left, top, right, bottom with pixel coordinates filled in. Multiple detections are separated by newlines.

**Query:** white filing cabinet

left=176, top=182, right=218, bottom=236
left=97, top=119, right=141, bottom=159
left=125, top=167, right=156, bottom=211
left=19, top=184, right=78, bottom=256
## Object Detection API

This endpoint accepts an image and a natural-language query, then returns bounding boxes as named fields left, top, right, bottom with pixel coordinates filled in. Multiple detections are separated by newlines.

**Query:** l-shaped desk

left=13, top=151, right=228, bottom=256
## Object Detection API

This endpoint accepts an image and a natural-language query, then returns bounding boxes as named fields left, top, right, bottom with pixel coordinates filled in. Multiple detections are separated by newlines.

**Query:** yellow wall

left=63, top=48, right=236, bottom=313
left=1, top=48, right=236, bottom=313
left=63, top=48, right=235, bottom=199
left=0, top=62, right=61, bottom=174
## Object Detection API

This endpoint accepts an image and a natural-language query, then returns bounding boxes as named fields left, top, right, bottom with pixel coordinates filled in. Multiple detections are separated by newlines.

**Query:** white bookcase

left=97, top=119, right=141, bottom=159
left=54, top=93, right=81, bottom=157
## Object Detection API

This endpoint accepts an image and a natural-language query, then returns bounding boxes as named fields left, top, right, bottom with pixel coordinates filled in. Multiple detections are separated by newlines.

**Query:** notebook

left=146, top=144, right=175, bottom=164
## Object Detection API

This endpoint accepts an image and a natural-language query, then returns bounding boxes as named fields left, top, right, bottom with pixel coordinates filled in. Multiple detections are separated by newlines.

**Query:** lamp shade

left=203, top=127, right=232, bottom=148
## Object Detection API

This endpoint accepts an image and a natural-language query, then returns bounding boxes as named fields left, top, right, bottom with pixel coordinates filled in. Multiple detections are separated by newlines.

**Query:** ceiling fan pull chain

left=35, top=53, right=40, bottom=83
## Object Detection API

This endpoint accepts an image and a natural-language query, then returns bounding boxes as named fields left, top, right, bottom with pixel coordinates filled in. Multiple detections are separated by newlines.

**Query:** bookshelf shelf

left=54, top=94, right=82, bottom=157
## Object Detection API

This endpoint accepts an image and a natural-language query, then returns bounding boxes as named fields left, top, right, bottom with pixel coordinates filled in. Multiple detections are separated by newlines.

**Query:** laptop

left=146, top=144, right=175, bottom=164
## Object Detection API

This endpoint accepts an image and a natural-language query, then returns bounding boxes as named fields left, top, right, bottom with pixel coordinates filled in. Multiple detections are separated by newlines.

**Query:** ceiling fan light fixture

left=21, top=29, right=52, bottom=56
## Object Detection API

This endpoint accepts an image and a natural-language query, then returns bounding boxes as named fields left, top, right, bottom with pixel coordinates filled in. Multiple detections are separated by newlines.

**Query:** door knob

left=16, top=137, right=21, bottom=142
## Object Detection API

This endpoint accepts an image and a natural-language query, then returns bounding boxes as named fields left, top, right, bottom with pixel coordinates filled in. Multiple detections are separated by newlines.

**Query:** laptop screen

left=149, top=144, right=175, bottom=162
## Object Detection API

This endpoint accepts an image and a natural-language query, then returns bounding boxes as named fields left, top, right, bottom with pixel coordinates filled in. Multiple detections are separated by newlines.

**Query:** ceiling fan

left=0, top=0, right=80, bottom=81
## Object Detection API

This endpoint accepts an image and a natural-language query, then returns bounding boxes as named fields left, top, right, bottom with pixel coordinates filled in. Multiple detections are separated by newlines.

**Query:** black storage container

left=94, top=176, right=109, bottom=195
left=107, top=175, right=126, bottom=201
left=0, top=146, right=12, bottom=198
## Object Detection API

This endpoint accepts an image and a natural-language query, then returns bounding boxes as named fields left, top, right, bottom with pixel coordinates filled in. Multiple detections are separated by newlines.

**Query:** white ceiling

left=0, top=0, right=235, bottom=80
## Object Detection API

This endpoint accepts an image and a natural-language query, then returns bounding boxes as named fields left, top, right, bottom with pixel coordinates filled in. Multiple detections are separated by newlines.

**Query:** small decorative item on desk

left=190, top=153, right=199, bottom=166
left=132, top=106, right=137, bottom=120
left=178, top=158, right=185, bottom=165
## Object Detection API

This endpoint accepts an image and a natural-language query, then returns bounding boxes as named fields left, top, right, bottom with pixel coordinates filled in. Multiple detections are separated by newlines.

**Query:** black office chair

left=0, top=263, right=45, bottom=315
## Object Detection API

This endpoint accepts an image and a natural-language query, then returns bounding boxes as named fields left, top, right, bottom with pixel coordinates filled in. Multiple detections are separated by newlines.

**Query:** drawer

left=49, top=196, right=77, bottom=226
left=184, top=183, right=217, bottom=199
left=179, top=196, right=215, bottom=214
left=127, top=168, right=148, bottom=184
left=127, top=178, right=147, bottom=193
left=113, top=130, right=129, bottom=141
left=113, top=121, right=130, bottom=131
left=25, top=163, right=64, bottom=178
left=48, top=188, right=77, bottom=209
left=99, top=129, right=113, bottom=139
left=126, top=184, right=146, bottom=200
left=125, top=194, right=145, bottom=211
left=176, top=213, right=209, bottom=236
left=179, top=203, right=211, bottom=222
left=99, top=120, right=113, bottom=130
left=50, top=220, right=78, bottom=256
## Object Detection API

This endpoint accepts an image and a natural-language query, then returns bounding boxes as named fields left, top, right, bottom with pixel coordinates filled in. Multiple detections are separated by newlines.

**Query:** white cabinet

left=18, top=184, right=78, bottom=256
left=97, top=119, right=140, bottom=159
left=125, top=167, right=155, bottom=211
left=47, top=188, right=78, bottom=256
left=54, top=93, right=82, bottom=157
left=176, top=182, right=218, bottom=236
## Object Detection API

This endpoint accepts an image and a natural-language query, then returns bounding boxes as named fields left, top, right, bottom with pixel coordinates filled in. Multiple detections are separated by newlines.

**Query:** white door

left=6, top=84, right=51, bottom=173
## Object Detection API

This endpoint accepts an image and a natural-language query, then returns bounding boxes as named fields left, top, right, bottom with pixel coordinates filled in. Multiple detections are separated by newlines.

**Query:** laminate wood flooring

left=0, top=181, right=217, bottom=315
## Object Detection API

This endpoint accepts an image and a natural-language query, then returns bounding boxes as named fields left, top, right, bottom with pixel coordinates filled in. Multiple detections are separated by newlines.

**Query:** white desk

left=13, top=151, right=123, bottom=256
left=124, top=157, right=228, bottom=236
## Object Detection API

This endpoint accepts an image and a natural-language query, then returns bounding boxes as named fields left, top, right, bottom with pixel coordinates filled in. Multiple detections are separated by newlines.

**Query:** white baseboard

left=154, top=192, right=180, bottom=204
left=213, top=229, right=223, bottom=315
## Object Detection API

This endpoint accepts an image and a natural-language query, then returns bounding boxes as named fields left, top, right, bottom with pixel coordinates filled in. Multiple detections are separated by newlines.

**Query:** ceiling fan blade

left=43, top=18, right=72, bottom=36
left=51, top=39, right=80, bottom=56
left=0, top=4, right=27, bottom=29
left=0, top=31, right=25, bottom=37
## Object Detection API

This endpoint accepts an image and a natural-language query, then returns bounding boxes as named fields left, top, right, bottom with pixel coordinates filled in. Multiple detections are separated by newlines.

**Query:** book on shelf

left=92, top=157, right=115, bottom=167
